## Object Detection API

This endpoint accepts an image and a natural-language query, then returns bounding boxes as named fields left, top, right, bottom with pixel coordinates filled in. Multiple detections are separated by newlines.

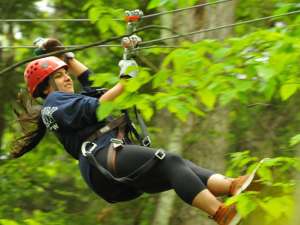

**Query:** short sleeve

left=51, top=92, right=99, bottom=130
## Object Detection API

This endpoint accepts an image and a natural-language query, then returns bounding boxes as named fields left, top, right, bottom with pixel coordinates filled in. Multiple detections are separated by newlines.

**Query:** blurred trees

left=1, top=0, right=300, bottom=225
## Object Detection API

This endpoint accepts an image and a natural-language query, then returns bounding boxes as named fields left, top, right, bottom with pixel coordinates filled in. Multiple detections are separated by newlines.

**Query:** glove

left=33, top=37, right=74, bottom=62
left=33, top=37, right=64, bottom=55
left=118, top=59, right=139, bottom=79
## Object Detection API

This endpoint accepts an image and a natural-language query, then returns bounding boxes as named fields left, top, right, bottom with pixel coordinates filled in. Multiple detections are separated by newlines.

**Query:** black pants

left=90, top=145, right=215, bottom=204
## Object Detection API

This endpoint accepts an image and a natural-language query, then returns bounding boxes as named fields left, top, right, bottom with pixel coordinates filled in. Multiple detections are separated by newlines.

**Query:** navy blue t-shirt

left=41, top=70, right=115, bottom=159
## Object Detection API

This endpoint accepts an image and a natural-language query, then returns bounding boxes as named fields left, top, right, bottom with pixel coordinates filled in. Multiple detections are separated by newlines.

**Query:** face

left=47, top=68, right=74, bottom=94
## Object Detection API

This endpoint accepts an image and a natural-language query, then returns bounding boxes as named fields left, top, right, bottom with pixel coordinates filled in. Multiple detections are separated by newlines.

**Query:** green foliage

left=84, top=1, right=125, bottom=35
left=1, top=1, right=300, bottom=225
left=226, top=151, right=299, bottom=225
left=95, top=29, right=300, bottom=122
left=289, top=134, right=300, bottom=146
left=147, top=0, right=198, bottom=9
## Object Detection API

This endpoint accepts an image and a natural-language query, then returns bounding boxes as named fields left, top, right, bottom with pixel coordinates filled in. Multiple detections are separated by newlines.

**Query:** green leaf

left=236, top=194, right=258, bottom=217
left=280, top=83, right=299, bottom=101
left=147, top=0, right=168, bottom=9
left=97, top=101, right=115, bottom=120
left=24, top=219, right=42, bottom=225
left=88, top=7, right=101, bottom=22
left=259, top=196, right=294, bottom=220
left=256, top=65, right=276, bottom=81
left=198, top=90, right=216, bottom=109
left=257, top=165, right=273, bottom=182
left=152, top=70, right=170, bottom=88
left=289, top=134, right=300, bottom=146
left=0, top=219, right=19, bottom=225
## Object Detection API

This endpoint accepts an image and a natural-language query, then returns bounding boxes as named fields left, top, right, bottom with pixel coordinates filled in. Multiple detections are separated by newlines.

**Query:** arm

left=99, top=81, right=125, bottom=102
left=67, top=58, right=88, bottom=78
left=35, top=38, right=88, bottom=78
left=99, top=58, right=138, bottom=102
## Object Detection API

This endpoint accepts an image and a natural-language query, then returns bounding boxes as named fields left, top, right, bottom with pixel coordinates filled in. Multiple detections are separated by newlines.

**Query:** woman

left=11, top=40, right=255, bottom=225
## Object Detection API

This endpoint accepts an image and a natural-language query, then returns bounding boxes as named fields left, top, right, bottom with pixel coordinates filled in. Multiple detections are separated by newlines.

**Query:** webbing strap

left=134, top=107, right=151, bottom=147
left=86, top=115, right=127, bottom=142
left=81, top=141, right=165, bottom=184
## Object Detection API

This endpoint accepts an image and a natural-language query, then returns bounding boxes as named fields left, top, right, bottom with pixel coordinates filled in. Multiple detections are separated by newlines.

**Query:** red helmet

left=24, top=56, right=67, bottom=97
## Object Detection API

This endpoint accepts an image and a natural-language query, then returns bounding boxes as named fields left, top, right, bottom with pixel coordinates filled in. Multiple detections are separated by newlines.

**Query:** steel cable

left=0, top=0, right=232, bottom=23
left=141, top=10, right=300, bottom=45
left=0, top=10, right=299, bottom=75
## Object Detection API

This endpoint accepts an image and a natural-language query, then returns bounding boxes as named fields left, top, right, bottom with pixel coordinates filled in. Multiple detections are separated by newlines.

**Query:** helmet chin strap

left=49, top=76, right=59, bottom=92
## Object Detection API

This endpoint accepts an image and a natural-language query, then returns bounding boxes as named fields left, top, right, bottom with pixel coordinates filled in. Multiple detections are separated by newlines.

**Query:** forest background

left=0, top=0, right=300, bottom=225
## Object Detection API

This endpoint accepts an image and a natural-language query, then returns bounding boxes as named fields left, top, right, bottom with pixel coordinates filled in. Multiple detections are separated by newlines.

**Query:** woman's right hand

left=118, top=59, right=139, bottom=79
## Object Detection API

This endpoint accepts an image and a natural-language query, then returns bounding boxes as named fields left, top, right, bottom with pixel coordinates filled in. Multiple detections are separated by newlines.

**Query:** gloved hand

left=33, top=37, right=64, bottom=55
left=33, top=37, right=74, bottom=62
left=118, top=59, right=139, bottom=79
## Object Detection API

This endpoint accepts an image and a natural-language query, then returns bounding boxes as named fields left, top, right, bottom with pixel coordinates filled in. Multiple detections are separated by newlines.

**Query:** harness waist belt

left=81, top=141, right=166, bottom=184
left=86, top=115, right=127, bottom=142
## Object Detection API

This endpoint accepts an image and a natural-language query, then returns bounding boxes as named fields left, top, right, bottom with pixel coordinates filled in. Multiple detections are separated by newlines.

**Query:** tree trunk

left=151, top=1, right=237, bottom=225
left=291, top=145, right=300, bottom=225
left=0, top=39, right=3, bottom=149
left=151, top=123, right=185, bottom=225
left=170, top=1, right=237, bottom=225
left=0, top=23, right=16, bottom=148
left=195, top=0, right=237, bottom=40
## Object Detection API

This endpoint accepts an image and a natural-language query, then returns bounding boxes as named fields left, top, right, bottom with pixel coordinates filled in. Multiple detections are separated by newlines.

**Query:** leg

left=95, top=145, right=240, bottom=224
left=184, top=160, right=233, bottom=196
left=207, top=174, right=233, bottom=196
left=192, top=189, right=222, bottom=215
left=115, top=145, right=222, bottom=216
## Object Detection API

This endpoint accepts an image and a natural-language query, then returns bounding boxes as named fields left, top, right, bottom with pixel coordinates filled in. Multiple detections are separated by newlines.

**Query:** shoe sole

left=228, top=213, right=242, bottom=225
left=235, top=158, right=269, bottom=195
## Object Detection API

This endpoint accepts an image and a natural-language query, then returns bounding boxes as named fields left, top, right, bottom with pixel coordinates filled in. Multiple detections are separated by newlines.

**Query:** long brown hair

left=10, top=89, right=46, bottom=158
left=11, top=38, right=63, bottom=158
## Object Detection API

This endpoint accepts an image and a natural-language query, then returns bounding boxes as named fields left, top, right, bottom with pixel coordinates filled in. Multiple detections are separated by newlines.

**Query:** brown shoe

left=213, top=204, right=241, bottom=225
left=229, top=175, right=253, bottom=196
left=229, top=158, right=269, bottom=196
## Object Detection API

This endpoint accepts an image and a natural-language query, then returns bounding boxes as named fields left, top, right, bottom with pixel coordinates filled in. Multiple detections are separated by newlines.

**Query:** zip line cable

left=0, top=25, right=179, bottom=50
left=2, top=23, right=299, bottom=50
left=0, top=45, right=185, bottom=49
left=142, top=0, right=232, bottom=19
left=0, top=10, right=299, bottom=75
left=0, top=26, right=155, bottom=76
left=0, top=0, right=232, bottom=23
left=141, top=10, right=300, bottom=46
left=0, top=45, right=120, bottom=49
left=0, top=18, right=94, bottom=22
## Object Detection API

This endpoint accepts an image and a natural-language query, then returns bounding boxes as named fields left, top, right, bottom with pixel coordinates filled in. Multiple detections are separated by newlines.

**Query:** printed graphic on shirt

left=41, top=107, right=59, bottom=131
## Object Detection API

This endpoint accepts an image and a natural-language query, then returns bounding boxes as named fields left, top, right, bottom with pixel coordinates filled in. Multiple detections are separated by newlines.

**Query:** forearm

left=67, top=58, right=88, bottom=77
left=99, top=82, right=125, bottom=102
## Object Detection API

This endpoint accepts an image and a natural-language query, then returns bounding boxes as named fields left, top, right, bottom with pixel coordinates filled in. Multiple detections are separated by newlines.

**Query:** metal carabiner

left=81, top=141, right=97, bottom=157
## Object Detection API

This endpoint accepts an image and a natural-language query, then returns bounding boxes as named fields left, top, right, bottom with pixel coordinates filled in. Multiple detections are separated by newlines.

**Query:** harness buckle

left=100, top=125, right=111, bottom=133
left=81, top=141, right=97, bottom=157
left=110, top=138, right=124, bottom=150
left=142, top=136, right=151, bottom=147
left=155, top=149, right=166, bottom=160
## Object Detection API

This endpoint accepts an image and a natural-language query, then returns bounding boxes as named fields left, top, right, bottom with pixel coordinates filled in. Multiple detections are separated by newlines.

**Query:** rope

left=0, top=0, right=232, bottom=23
left=141, top=10, right=300, bottom=45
